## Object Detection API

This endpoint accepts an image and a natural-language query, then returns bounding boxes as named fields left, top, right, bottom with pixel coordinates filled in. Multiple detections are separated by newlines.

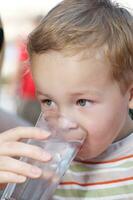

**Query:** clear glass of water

left=1, top=113, right=85, bottom=200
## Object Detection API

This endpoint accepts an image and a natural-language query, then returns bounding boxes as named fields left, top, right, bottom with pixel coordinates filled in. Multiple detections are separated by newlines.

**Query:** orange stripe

left=60, top=177, right=133, bottom=186
left=77, top=154, right=133, bottom=164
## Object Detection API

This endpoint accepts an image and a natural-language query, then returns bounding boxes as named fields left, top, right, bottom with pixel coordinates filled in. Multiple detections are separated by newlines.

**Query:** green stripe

left=118, top=162, right=133, bottom=168
left=69, top=161, right=133, bottom=172
left=69, top=164, right=92, bottom=172
left=55, top=184, right=133, bottom=198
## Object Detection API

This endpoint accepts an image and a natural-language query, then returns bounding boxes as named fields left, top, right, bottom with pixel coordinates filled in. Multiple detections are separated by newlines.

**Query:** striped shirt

left=52, top=133, right=133, bottom=200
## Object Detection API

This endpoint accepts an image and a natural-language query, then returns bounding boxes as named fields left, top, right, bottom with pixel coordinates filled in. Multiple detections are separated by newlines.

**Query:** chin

left=74, top=148, right=100, bottom=162
left=74, top=151, right=91, bottom=162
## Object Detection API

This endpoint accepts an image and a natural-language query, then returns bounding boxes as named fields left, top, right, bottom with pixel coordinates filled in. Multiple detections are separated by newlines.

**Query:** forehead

left=31, top=49, right=118, bottom=99
left=31, top=51, right=116, bottom=97
left=31, top=50, right=113, bottom=94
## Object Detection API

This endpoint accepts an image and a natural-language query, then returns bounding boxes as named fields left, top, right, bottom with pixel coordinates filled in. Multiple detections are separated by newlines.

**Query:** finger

left=0, top=141, right=51, bottom=161
left=0, top=127, right=50, bottom=142
left=0, top=156, right=42, bottom=179
left=0, top=171, right=26, bottom=183
left=41, top=170, right=54, bottom=180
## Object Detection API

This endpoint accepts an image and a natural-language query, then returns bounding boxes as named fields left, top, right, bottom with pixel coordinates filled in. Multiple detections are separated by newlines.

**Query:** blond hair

left=28, top=0, right=133, bottom=93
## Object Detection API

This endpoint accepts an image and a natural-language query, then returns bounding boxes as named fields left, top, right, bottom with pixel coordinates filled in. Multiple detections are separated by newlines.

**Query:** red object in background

left=18, top=40, right=36, bottom=100
left=0, top=183, right=6, bottom=190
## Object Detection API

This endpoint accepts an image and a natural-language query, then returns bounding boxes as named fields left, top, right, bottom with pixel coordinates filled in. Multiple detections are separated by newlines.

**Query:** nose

left=58, top=116, right=78, bottom=131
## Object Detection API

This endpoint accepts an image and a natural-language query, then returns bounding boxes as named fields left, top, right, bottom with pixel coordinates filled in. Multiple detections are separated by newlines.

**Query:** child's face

left=31, top=50, right=131, bottom=161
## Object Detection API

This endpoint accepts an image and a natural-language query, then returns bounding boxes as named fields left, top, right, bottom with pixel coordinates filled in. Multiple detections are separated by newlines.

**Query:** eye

left=40, top=99, right=58, bottom=118
left=76, top=99, right=92, bottom=107
left=41, top=99, right=54, bottom=107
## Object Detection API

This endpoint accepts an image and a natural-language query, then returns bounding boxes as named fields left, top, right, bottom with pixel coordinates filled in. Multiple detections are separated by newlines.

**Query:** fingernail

left=31, top=167, right=42, bottom=176
left=42, top=152, right=51, bottom=161
left=18, top=176, right=26, bottom=182
left=40, top=130, right=51, bottom=138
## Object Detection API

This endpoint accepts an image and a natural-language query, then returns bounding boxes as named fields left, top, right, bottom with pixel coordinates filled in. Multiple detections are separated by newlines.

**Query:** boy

left=27, top=0, right=133, bottom=199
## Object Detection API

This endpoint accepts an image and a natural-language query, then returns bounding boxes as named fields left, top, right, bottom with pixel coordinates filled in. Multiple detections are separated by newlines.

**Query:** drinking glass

left=1, top=113, right=85, bottom=200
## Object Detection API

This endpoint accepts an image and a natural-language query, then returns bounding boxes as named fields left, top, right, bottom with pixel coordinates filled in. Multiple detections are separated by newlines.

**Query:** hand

left=0, top=127, right=51, bottom=184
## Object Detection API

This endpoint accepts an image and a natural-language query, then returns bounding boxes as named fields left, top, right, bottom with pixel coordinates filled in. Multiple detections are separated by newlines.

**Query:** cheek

left=93, top=96, right=127, bottom=130
left=87, top=106, right=126, bottom=139
left=78, top=100, right=127, bottom=154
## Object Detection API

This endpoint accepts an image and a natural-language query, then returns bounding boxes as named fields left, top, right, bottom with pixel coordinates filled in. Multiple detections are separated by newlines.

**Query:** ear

left=128, top=85, right=133, bottom=109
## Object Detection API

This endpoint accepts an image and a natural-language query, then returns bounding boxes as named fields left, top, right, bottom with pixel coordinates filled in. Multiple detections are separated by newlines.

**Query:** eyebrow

left=36, top=91, right=53, bottom=98
left=69, top=91, right=102, bottom=98
left=37, top=89, right=102, bottom=98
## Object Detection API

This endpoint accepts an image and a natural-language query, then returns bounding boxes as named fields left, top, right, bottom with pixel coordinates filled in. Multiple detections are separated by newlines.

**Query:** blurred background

left=0, top=0, right=133, bottom=125
left=0, top=0, right=62, bottom=125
